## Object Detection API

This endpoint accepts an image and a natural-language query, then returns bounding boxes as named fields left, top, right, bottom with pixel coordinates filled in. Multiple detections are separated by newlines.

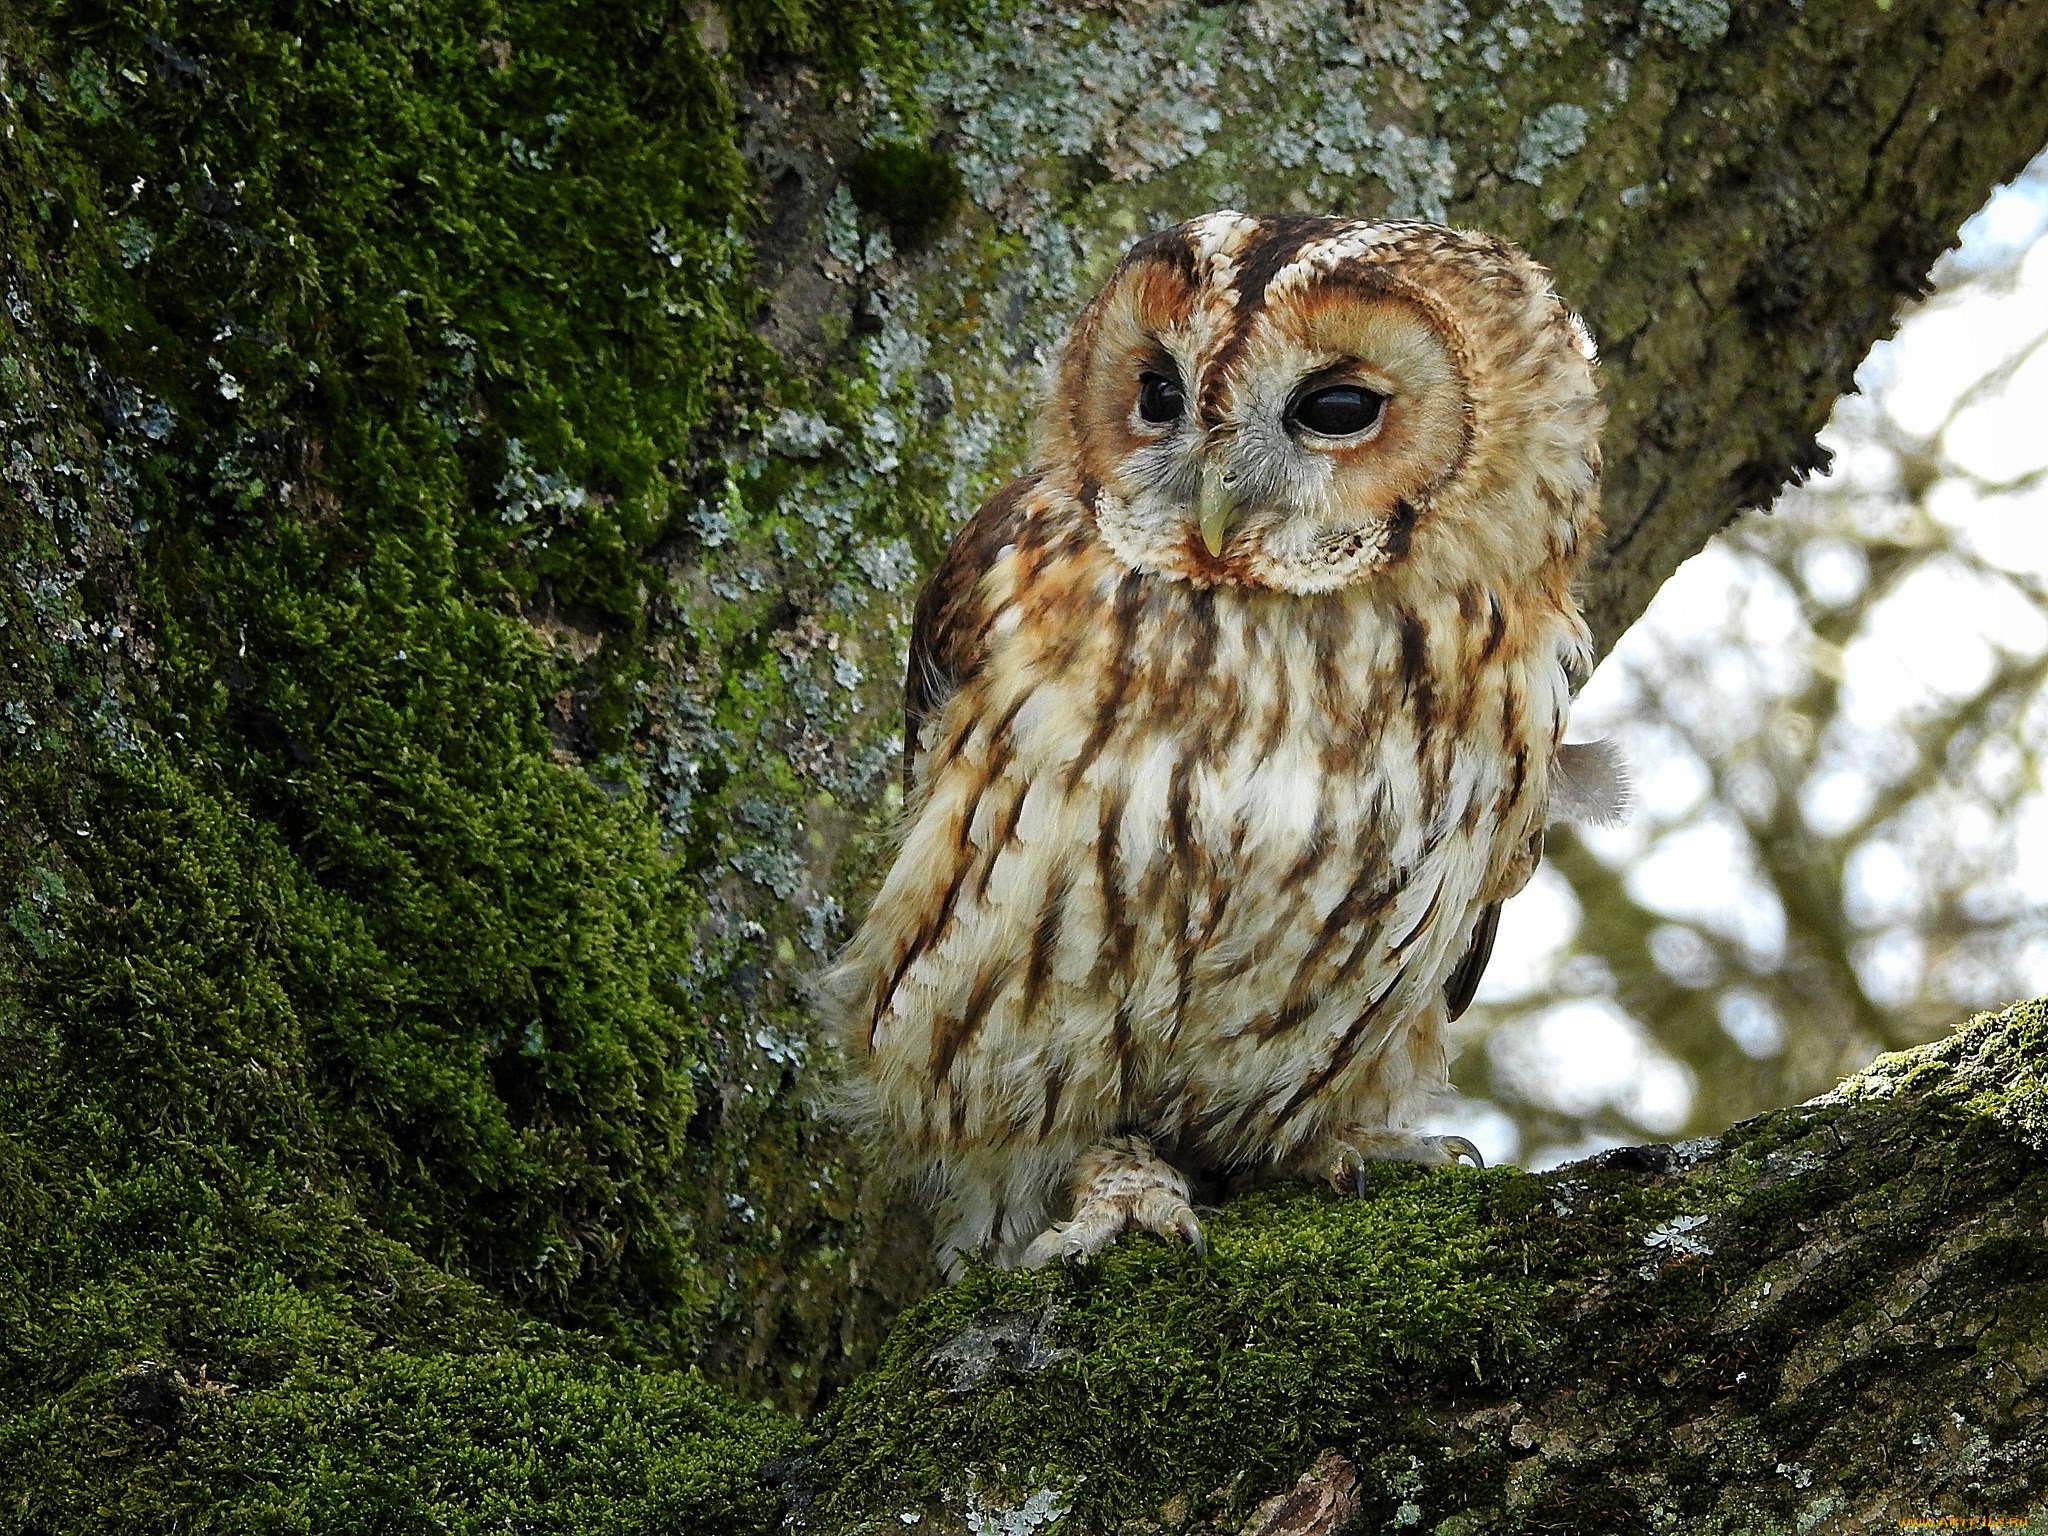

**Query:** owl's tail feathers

left=1549, top=737, right=1632, bottom=828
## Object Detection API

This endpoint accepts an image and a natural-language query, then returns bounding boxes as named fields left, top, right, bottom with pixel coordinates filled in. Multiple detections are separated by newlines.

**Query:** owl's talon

left=1437, top=1134, right=1485, bottom=1169
left=1322, top=1128, right=1489, bottom=1191
left=1016, top=1135, right=1200, bottom=1269
left=1326, top=1145, right=1370, bottom=1198
left=1017, top=1223, right=1073, bottom=1269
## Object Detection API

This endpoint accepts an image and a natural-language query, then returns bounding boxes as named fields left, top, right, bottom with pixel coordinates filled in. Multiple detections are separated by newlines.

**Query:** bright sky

left=1429, top=149, right=2048, bottom=1169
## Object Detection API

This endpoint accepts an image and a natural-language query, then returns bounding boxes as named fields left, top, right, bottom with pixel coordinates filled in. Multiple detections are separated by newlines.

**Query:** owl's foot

left=1018, top=1135, right=1203, bottom=1268
left=1325, top=1129, right=1485, bottom=1198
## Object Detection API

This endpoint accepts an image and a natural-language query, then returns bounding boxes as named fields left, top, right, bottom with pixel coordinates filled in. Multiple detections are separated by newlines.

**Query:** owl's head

left=1038, top=212, right=1604, bottom=596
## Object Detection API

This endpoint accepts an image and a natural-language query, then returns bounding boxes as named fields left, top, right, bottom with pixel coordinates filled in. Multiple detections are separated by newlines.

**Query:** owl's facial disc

left=1050, top=214, right=1599, bottom=597
left=1188, top=296, right=1472, bottom=592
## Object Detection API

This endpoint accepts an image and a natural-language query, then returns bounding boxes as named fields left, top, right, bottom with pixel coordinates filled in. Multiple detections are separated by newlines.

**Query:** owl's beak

left=1197, top=464, right=1237, bottom=557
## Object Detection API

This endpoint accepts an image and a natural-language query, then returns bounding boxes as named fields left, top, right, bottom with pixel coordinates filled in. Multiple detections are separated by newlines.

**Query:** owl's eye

left=1291, top=384, right=1387, bottom=438
left=1137, top=370, right=1185, bottom=425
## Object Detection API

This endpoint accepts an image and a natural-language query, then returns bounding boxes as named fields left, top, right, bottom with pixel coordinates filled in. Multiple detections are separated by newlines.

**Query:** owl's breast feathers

left=832, top=474, right=1585, bottom=1171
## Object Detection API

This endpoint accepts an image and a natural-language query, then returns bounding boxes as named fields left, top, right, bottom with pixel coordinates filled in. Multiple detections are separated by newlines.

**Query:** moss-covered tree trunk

left=2, top=1, right=2045, bottom=1531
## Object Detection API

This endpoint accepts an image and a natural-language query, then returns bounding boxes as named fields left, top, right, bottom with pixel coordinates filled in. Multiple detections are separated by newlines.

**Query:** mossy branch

left=792, top=1003, right=2048, bottom=1532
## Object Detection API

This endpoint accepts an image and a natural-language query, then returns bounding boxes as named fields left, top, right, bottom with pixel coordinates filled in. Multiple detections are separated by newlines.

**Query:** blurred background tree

left=1443, top=150, right=2048, bottom=1170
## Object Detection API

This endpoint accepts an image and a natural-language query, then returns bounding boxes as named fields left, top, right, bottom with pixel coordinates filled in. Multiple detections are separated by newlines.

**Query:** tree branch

left=794, top=1003, right=2048, bottom=1532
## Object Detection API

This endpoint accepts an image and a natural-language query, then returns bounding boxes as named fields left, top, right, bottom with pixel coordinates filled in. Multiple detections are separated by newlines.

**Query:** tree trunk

left=1, top=0, right=2045, bottom=1529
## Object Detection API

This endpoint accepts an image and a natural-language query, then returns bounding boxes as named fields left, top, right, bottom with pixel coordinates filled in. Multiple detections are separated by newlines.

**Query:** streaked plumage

left=829, top=212, right=1618, bottom=1271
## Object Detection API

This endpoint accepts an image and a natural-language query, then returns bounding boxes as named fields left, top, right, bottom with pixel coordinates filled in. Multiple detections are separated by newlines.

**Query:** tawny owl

left=829, top=212, right=1624, bottom=1273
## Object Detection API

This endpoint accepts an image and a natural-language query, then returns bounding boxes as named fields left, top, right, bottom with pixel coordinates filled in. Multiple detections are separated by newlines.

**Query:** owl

left=828, top=212, right=1624, bottom=1273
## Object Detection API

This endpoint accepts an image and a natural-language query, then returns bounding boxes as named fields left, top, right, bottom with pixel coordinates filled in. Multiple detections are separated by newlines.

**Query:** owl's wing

left=1442, top=900, right=1501, bottom=1022
left=902, top=476, right=1038, bottom=794
left=1443, top=741, right=1630, bottom=1018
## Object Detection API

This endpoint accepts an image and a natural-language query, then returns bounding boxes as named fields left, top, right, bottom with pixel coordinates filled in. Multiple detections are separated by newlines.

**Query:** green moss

left=2, top=0, right=758, bottom=1342
left=0, top=0, right=948, bottom=1516
left=0, top=1194, right=796, bottom=1535
left=0, top=753, right=796, bottom=1531
left=0, top=0, right=966, bottom=1351
left=1839, top=998, right=2048, bottom=1151
left=2, top=1241, right=797, bottom=1534
left=808, top=1169, right=1546, bottom=1530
